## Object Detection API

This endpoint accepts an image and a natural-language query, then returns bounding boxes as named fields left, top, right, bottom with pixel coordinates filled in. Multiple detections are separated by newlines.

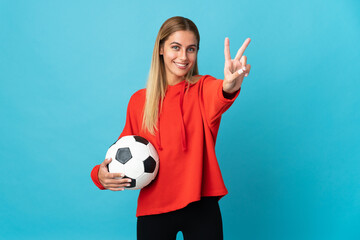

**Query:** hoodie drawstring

left=179, top=82, right=187, bottom=151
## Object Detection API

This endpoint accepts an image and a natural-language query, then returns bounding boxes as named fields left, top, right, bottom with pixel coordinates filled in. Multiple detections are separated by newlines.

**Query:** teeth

left=175, top=62, right=187, bottom=67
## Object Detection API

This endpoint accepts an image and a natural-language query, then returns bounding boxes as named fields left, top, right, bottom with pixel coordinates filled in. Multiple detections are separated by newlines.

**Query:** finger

left=231, top=65, right=247, bottom=80
left=245, top=64, right=251, bottom=77
left=107, top=172, right=125, bottom=179
left=106, top=182, right=131, bottom=188
left=108, top=187, right=125, bottom=191
left=106, top=178, right=132, bottom=188
left=229, top=68, right=245, bottom=81
left=234, top=38, right=251, bottom=61
left=107, top=177, right=132, bottom=185
left=102, top=177, right=131, bottom=186
left=224, top=37, right=231, bottom=61
left=240, top=55, right=247, bottom=68
left=100, top=158, right=112, bottom=169
left=237, top=65, right=247, bottom=76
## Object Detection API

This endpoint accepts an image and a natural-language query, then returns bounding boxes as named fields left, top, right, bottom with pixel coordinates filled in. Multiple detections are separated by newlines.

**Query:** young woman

left=91, top=16, right=251, bottom=240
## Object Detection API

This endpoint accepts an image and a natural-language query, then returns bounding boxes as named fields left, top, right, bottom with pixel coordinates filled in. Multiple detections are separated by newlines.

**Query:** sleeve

left=90, top=93, right=139, bottom=190
left=200, top=75, right=240, bottom=127
left=118, top=93, right=139, bottom=139
left=91, top=165, right=105, bottom=190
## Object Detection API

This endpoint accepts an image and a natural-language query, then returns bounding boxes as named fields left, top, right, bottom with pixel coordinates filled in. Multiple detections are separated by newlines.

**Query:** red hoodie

left=91, top=75, right=240, bottom=217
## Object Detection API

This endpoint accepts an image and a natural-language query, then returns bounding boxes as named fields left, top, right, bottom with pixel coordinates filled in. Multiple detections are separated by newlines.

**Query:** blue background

left=1, top=0, right=359, bottom=239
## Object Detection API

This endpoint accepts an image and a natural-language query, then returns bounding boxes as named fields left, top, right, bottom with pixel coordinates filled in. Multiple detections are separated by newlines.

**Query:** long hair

left=142, top=16, right=200, bottom=135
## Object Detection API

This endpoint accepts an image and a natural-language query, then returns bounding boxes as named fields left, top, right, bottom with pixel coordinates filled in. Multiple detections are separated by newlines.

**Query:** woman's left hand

left=223, top=37, right=251, bottom=94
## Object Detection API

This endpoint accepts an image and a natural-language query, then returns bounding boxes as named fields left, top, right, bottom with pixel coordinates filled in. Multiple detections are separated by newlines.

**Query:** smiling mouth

left=174, top=62, right=189, bottom=69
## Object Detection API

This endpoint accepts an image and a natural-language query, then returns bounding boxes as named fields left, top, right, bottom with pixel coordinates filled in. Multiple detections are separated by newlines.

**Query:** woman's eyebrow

left=170, top=41, right=197, bottom=48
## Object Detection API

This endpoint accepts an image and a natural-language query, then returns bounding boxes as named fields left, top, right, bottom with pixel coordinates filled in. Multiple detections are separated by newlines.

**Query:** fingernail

left=121, top=173, right=125, bottom=177
left=128, top=179, right=132, bottom=182
left=237, top=69, right=244, bottom=75
left=242, top=67, right=246, bottom=71
left=245, top=73, right=248, bottom=77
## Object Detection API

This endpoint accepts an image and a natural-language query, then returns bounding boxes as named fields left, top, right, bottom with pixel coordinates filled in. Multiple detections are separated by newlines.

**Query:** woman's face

left=160, top=30, right=198, bottom=85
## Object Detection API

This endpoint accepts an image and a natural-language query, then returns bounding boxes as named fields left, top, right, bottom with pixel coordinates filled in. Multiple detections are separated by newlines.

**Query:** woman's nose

left=179, top=49, right=188, bottom=61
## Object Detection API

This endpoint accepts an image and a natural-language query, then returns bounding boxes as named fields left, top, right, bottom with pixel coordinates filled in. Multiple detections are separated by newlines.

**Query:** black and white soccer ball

left=105, top=135, right=159, bottom=190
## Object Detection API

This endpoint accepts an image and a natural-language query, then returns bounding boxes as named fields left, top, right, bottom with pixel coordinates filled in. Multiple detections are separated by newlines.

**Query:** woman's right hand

left=98, top=158, right=132, bottom=191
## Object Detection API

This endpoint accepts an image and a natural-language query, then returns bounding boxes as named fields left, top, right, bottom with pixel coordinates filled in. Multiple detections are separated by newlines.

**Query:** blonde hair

left=142, top=16, right=200, bottom=135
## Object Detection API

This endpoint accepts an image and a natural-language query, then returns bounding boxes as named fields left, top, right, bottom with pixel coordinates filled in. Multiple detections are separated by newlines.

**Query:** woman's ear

left=159, top=45, right=164, bottom=55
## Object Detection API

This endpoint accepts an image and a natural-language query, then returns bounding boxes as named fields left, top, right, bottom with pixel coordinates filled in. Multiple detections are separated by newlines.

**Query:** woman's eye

left=172, top=46, right=180, bottom=50
left=188, top=48, right=196, bottom=52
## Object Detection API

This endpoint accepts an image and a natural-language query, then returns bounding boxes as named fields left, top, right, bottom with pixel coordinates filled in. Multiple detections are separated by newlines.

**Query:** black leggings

left=137, top=197, right=223, bottom=240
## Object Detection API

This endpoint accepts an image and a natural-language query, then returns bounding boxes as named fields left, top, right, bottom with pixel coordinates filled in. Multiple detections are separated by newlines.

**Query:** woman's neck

left=166, top=74, right=201, bottom=86
left=167, top=75, right=185, bottom=86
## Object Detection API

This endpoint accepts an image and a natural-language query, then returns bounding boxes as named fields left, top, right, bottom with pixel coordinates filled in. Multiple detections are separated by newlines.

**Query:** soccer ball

left=105, top=135, right=159, bottom=190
